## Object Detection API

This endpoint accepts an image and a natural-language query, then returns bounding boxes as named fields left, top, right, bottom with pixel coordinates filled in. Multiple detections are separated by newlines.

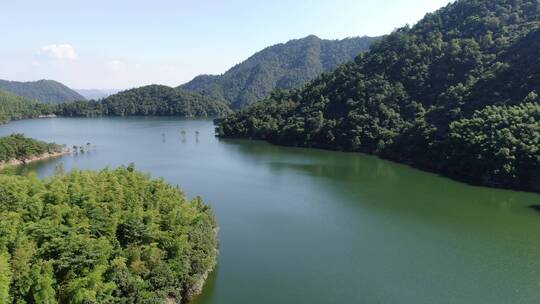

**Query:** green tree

left=30, top=261, right=57, bottom=304
left=0, top=166, right=218, bottom=303
left=0, top=252, right=12, bottom=304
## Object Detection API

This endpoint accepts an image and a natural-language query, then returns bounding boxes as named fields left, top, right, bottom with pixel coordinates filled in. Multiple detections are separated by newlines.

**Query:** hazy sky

left=0, top=0, right=453, bottom=89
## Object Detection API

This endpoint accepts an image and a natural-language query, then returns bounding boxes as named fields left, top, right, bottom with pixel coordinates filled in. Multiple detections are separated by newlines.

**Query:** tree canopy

left=0, top=166, right=218, bottom=303
left=0, top=90, right=52, bottom=124
left=54, top=85, right=231, bottom=118
left=0, top=134, right=61, bottom=164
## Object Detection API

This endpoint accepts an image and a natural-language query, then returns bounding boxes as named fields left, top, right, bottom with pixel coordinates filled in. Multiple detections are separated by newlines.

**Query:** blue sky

left=0, top=0, right=452, bottom=89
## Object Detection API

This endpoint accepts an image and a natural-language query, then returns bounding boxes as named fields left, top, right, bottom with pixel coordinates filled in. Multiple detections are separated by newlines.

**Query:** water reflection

left=218, top=137, right=540, bottom=230
left=181, top=130, right=187, bottom=143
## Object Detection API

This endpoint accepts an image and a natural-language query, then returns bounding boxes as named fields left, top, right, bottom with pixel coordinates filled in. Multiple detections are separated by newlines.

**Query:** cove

left=1, top=117, right=540, bottom=304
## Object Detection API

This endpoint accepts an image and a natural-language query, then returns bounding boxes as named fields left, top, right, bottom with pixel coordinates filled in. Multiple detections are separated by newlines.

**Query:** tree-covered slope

left=181, top=35, right=380, bottom=109
left=0, top=134, right=61, bottom=163
left=0, top=79, right=86, bottom=104
left=217, top=0, right=540, bottom=192
left=0, top=166, right=218, bottom=303
left=0, top=89, right=52, bottom=124
left=55, top=85, right=231, bottom=118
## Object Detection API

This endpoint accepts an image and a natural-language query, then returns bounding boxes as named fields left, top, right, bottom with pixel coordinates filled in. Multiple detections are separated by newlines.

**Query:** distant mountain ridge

left=180, top=35, right=380, bottom=108
left=76, top=89, right=119, bottom=100
left=0, top=79, right=85, bottom=104
left=55, top=85, right=231, bottom=118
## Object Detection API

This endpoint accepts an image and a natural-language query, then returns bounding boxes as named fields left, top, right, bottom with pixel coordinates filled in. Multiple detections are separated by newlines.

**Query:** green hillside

left=217, top=0, right=540, bottom=192
left=55, top=85, right=231, bottom=118
left=0, top=90, right=51, bottom=124
left=0, top=134, right=60, bottom=163
left=0, top=79, right=86, bottom=104
left=181, top=35, right=379, bottom=109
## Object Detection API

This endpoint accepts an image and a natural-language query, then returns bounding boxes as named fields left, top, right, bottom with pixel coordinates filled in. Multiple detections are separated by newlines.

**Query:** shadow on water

left=218, top=137, right=540, bottom=228
left=528, top=205, right=540, bottom=213
left=190, top=267, right=219, bottom=304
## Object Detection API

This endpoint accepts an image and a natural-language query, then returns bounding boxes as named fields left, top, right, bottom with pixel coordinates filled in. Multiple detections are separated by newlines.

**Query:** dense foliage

left=445, top=103, right=540, bottom=189
left=217, top=0, right=540, bottom=192
left=0, top=80, right=86, bottom=104
left=0, top=134, right=61, bottom=164
left=0, top=90, right=52, bottom=124
left=55, top=85, right=231, bottom=118
left=0, top=167, right=218, bottom=303
left=181, top=35, right=379, bottom=109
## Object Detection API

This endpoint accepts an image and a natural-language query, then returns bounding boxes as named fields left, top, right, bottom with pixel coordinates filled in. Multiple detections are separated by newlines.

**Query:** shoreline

left=182, top=227, right=219, bottom=304
left=218, top=135, right=540, bottom=194
left=0, top=150, right=68, bottom=171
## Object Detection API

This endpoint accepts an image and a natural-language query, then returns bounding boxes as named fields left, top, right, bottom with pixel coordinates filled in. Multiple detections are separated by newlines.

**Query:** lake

left=1, top=117, right=540, bottom=304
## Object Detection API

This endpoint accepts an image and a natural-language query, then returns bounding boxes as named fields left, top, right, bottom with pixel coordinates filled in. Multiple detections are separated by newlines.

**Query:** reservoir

left=1, top=117, right=540, bottom=304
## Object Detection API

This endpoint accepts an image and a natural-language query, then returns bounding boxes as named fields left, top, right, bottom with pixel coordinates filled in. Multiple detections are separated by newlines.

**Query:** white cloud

left=38, top=44, right=78, bottom=60
left=3, top=53, right=200, bottom=89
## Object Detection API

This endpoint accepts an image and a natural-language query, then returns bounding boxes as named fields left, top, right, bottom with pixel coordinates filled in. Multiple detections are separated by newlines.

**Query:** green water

left=1, top=117, right=540, bottom=304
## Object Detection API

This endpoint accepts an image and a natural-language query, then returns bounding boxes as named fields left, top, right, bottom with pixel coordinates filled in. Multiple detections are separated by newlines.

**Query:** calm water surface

left=1, top=117, right=540, bottom=304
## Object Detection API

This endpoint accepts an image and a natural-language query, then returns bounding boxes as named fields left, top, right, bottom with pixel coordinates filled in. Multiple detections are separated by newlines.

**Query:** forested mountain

left=0, top=166, right=218, bottom=303
left=181, top=35, right=380, bottom=109
left=0, top=90, right=51, bottom=123
left=0, top=79, right=85, bottom=104
left=55, top=85, right=231, bottom=118
left=217, top=0, right=540, bottom=192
